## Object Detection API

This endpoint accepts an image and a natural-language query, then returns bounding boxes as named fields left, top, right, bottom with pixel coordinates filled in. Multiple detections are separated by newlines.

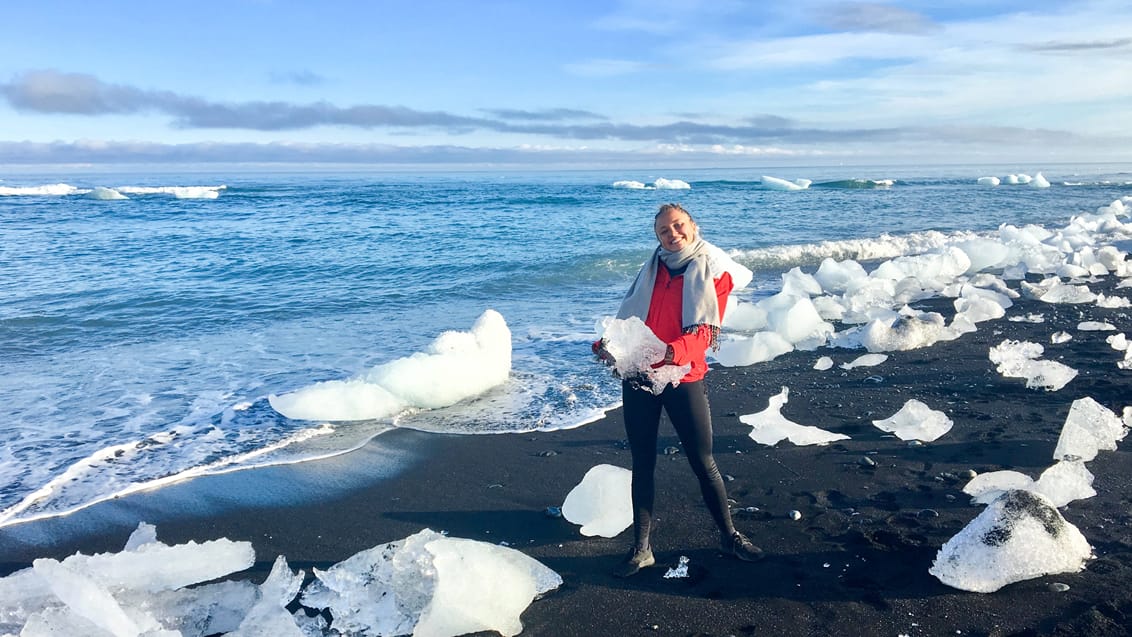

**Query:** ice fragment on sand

left=302, top=528, right=561, bottom=637
left=562, top=464, right=633, bottom=537
left=1051, top=331, right=1072, bottom=344
left=930, top=490, right=1092, bottom=593
left=859, top=311, right=957, bottom=352
left=871, top=399, right=953, bottom=442
left=964, top=461, right=1095, bottom=507
left=228, top=556, right=306, bottom=636
left=1077, top=321, right=1116, bottom=331
left=740, top=387, right=850, bottom=446
left=813, top=356, right=834, bottom=370
left=597, top=316, right=691, bottom=394
left=989, top=339, right=1077, bottom=391
left=1053, top=397, right=1129, bottom=461
left=714, top=331, right=793, bottom=366
left=270, top=309, right=513, bottom=420
left=1106, top=333, right=1129, bottom=351
left=1095, top=293, right=1132, bottom=308
left=840, top=353, right=888, bottom=369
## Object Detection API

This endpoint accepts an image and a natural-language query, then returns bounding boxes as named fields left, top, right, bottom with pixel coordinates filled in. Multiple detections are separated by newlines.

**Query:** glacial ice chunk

left=964, top=461, right=1096, bottom=508
left=714, top=332, right=794, bottom=366
left=929, top=490, right=1092, bottom=593
left=1053, top=397, right=1128, bottom=461
left=813, top=356, right=834, bottom=371
left=597, top=316, right=691, bottom=394
left=562, top=464, right=633, bottom=537
left=1077, top=321, right=1116, bottom=331
left=302, top=528, right=560, bottom=637
left=840, top=353, right=888, bottom=369
left=228, top=556, right=305, bottom=636
left=740, top=387, right=850, bottom=446
left=270, top=309, right=513, bottom=421
left=871, top=399, right=953, bottom=442
left=989, top=340, right=1077, bottom=391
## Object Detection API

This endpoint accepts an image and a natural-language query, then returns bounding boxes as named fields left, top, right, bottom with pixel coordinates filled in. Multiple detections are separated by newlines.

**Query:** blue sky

left=1, top=0, right=1131, bottom=166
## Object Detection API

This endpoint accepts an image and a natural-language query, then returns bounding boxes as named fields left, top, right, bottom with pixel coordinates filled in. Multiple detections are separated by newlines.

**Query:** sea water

left=2, top=163, right=1130, bottom=526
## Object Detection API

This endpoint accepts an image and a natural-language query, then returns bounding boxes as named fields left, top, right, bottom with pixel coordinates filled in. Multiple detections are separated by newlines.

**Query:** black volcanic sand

left=3, top=276, right=1132, bottom=637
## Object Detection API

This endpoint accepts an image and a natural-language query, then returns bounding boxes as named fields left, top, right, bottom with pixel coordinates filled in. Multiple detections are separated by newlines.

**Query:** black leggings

left=622, top=379, right=735, bottom=549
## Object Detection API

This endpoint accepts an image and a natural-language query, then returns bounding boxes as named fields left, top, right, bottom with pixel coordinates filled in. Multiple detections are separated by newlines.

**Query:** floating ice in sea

left=302, top=528, right=561, bottom=637
left=562, top=464, right=632, bottom=537
left=653, top=177, right=691, bottom=190
left=871, top=399, right=953, bottom=442
left=977, top=176, right=1000, bottom=186
left=85, top=186, right=128, bottom=200
left=269, top=309, right=512, bottom=421
left=761, top=175, right=810, bottom=191
left=1053, top=397, right=1129, bottom=462
left=597, top=316, right=690, bottom=394
left=1031, top=172, right=1051, bottom=188
left=930, top=490, right=1092, bottom=593
left=740, top=387, right=850, bottom=446
left=840, top=353, right=888, bottom=369
left=989, top=339, right=1077, bottom=391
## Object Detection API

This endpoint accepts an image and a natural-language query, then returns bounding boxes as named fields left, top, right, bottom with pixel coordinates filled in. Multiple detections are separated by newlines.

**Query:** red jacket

left=646, top=267, right=733, bottom=383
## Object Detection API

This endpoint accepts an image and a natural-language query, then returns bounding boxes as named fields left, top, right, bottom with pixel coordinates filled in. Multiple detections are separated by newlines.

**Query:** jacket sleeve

left=665, top=272, right=734, bottom=364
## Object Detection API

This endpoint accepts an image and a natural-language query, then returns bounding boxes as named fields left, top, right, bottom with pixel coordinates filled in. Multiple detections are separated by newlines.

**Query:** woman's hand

left=592, top=339, right=617, bottom=367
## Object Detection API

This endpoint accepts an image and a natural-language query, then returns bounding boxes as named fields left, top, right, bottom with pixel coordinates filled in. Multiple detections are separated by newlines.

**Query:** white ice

left=596, top=316, right=691, bottom=394
left=740, top=387, right=850, bottom=446
left=1096, top=293, right=1132, bottom=308
left=86, top=186, right=128, bottom=200
left=840, top=353, right=888, bottom=369
left=1077, top=321, right=1116, bottom=331
left=988, top=340, right=1078, bottom=391
left=977, top=176, right=1000, bottom=186
left=301, top=528, right=561, bottom=637
left=1053, top=397, right=1129, bottom=462
left=963, top=461, right=1095, bottom=508
left=1051, top=331, right=1073, bottom=344
left=562, top=464, right=633, bottom=538
left=269, top=309, right=512, bottom=421
left=714, top=331, right=794, bottom=366
left=871, top=399, right=953, bottom=442
left=1107, top=333, right=1129, bottom=351
left=761, top=175, right=810, bottom=191
left=813, top=356, right=834, bottom=370
left=930, top=490, right=1091, bottom=593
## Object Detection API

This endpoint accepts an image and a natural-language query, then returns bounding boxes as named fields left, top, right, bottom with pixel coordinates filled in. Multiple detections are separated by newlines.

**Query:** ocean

left=2, top=163, right=1130, bottom=528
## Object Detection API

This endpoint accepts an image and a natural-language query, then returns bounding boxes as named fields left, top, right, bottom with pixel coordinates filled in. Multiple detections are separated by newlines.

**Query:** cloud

left=1022, top=37, right=1132, bottom=53
left=822, top=2, right=938, bottom=34
left=480, top=108, right=608, bottom=122
left=268, top=70, right=328, bottom=86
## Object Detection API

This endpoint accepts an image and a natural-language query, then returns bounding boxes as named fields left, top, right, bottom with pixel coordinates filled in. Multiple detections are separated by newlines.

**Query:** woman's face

left=654, top=208, right=697, bottom=252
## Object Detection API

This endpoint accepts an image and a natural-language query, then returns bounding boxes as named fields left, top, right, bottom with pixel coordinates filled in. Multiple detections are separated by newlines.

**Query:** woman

left=596, top=203, right=763, bottom=577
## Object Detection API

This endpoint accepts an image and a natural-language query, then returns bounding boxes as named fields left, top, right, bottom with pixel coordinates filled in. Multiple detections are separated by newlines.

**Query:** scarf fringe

left=683, top=324, right=721, bottom=351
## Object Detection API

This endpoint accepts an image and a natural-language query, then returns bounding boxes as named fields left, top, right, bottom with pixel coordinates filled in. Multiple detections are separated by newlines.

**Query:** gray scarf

left=617, top=237, right=724, bottom=348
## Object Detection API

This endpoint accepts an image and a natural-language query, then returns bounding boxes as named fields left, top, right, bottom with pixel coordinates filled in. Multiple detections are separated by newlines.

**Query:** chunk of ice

left=597, top=316, right=691, bottom=394
left=840, top=353, right=888, bottom=369
left=1053, top=396, right=1129, bottom=461
left=989, top=340, right=1078, bottom=391
left=871, top=399, right=953, bottom=442
left=562, top=464, right=633, bottom=537
left=740, top=387, right=850, bottom=446
left=714, top=332, right=794, bottom=366
left=929, top=490, right=1092, bottom=593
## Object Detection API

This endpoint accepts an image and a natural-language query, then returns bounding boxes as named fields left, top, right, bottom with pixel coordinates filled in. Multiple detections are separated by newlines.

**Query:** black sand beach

left=3, top=277, right=1132, bottom=637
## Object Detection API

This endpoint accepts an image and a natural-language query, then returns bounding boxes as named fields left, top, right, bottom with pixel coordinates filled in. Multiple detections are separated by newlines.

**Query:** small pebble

left=536, top=450, right=558, bottom=457
left=1048, top=582, right=1070, bottom=593
left=945, top=494, right=957, bottom=502
left=724, top=474, right=735, bottom=482
left=788, top=510, right=803, bottom=521
left=544, top=506, right=562, bottom=518
left=959, top=469, right=978, bottom=480
left=663, top=446, right=681, bottom=455
left=859, top=456, right=877, bottom=467
left=907, top=440, right=924, bottom=448
left=918, top=509, right=940, bottom=519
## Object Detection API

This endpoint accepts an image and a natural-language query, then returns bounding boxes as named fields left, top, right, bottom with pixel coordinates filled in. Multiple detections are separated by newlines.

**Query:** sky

left=1, top=0, right=1131, bottom=168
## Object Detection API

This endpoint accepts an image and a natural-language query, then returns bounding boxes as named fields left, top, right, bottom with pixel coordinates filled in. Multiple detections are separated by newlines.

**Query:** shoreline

left=2, top=277, right=1132, bottom=636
